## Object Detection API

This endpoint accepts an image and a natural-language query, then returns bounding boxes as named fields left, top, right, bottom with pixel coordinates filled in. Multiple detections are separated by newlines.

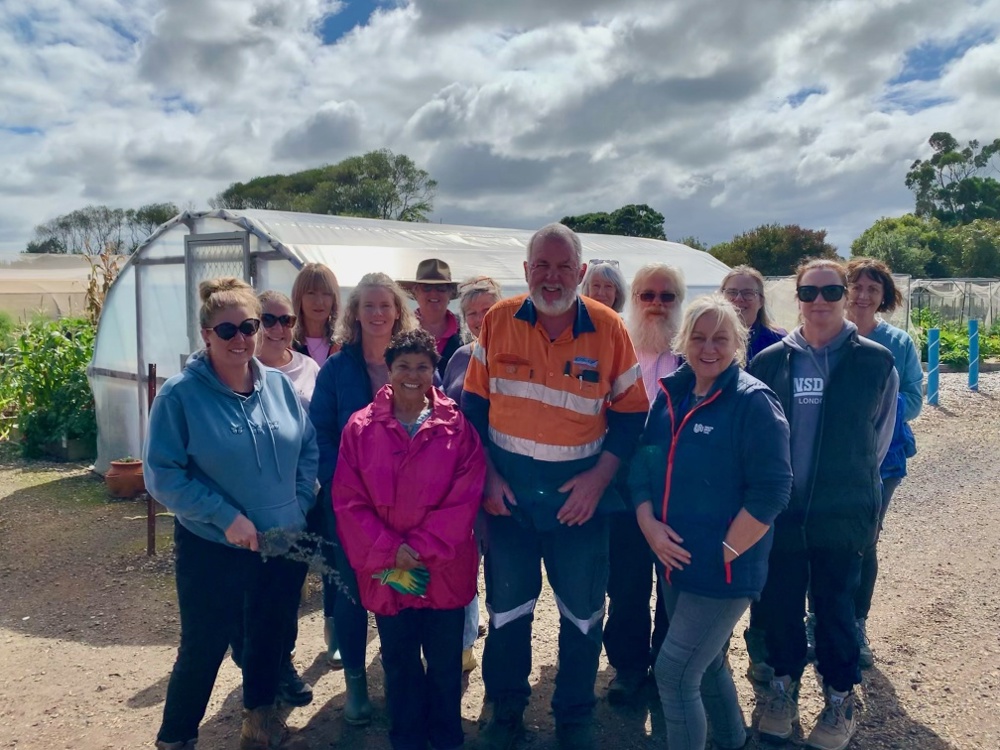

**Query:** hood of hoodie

left=143, top=350, right=318, bottom=548
left=783, top=321, right=857, bottom=376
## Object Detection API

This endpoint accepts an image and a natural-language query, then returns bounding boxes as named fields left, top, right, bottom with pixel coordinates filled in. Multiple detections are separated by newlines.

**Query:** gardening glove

left=373, top=565, right=430, bottom=596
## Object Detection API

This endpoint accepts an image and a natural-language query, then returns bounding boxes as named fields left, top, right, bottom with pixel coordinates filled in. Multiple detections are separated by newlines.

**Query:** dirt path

left=1, top=372, right=998, bottom=750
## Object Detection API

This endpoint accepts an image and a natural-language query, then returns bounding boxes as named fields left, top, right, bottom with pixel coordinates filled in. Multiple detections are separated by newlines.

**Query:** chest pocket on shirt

left=493, top=353, right=535, bottom=386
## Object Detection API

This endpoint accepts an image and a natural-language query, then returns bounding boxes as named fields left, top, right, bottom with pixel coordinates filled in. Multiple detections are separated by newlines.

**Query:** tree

left=905, top=131, right=1000, bottom=225
left=28, top=202, right=179, bottom=255
left=943, top=220, right=1000, bottom=277
left=850, top=214, right=945, bottom=277
left=560, top=204, right=667, bottom=240
left=677, top=236, right=708, bottom=251
left=708, top=224, right=838, bottom=276
left=211, top=149, right=438, bottom=222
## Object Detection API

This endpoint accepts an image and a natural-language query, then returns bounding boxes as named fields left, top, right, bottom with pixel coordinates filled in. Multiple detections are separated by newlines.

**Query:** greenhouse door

left=184, top=232, right=251, bottom=353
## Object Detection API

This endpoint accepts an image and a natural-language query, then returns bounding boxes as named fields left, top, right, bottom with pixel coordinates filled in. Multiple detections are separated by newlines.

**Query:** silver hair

left=582, top=262, right=628, bottom=312
left=630, top=263, right=687, bottom=305
left=526, top=223, right=583, bottom=266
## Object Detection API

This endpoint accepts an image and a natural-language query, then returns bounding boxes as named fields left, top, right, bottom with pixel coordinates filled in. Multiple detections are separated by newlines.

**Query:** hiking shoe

left=323, top=616, right=343, bottom=669
left=806, top=688, right=857, bottom=750
left=462, top=647, right=478, bottom=673
left=805, top=612, right=817, bottom=663
left=240, top=706, right=309, bottom=750
left=856, top=618, right=873, bottom=670
left=478, top=702, right=524, bottom=750
left=758, top=676, right=800, bottom=742
left=277, top=658, right=313, bottom=707
left=555, top=720, right=596, bottom=750
left=743, top=626, right=775, bottom=683
left=607, top=668, right=647, bottom=706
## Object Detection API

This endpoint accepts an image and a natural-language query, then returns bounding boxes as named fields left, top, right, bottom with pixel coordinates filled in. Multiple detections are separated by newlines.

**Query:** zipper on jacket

left=658, top=381, right=723, bottom=584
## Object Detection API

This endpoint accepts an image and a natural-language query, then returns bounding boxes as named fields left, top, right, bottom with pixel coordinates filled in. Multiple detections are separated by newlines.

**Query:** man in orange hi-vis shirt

left=462, top=223, right=649, bottom=750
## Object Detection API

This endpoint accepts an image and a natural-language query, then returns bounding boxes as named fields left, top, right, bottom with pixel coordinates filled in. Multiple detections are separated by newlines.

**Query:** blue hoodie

left=144, top=352, right=319, bottom=547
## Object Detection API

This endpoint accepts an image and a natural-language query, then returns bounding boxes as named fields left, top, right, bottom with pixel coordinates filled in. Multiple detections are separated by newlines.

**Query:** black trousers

left=375, top=607, right=465, bottom=750
left=157, top=521, right=306, bottom=744
left=855, top=477, right=902, bottom=620
left=757, top=541, right=863, bottom=693
left=603, top=510, right=669, bottom=673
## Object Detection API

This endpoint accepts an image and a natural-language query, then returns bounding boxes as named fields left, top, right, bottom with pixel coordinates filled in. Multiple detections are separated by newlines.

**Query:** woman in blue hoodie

left=145, top=277, right=318, bottom=750
left=630, top=294, right=792, bottom=750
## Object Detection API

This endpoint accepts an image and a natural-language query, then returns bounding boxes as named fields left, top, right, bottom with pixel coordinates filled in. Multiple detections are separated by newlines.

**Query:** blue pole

left=927, top=328, right=940, bottom=406
left=969, top=319, right=979, bottom=392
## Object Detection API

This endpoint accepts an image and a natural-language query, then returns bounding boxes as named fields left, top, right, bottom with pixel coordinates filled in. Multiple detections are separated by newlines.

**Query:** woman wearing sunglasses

left=257, top=291, right=320, bottom=410
left=719, top=265, right=786, bottom=361
left=145, top=277, right=317, bottom=750
left=749, top=259, right=898, bottom=750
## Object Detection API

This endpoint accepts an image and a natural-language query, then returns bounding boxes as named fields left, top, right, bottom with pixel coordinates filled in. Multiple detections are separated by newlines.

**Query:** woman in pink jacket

left=333, top=328, right=486, bottom=750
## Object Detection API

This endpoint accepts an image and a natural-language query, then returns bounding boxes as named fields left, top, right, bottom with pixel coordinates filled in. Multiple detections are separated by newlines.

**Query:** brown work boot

left=239, top=705, right=309, bottom=750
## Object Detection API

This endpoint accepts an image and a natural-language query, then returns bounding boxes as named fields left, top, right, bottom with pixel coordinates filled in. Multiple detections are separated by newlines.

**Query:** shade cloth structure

left=0, top=254, right=128, bottom=320
left=87, top=209, right=730, bottom=473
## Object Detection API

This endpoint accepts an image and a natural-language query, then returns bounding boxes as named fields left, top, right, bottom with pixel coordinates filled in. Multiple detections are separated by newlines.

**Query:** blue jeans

left=654, top=583, right=750, bottom=750
left=319, top=481, right=369, bottom=671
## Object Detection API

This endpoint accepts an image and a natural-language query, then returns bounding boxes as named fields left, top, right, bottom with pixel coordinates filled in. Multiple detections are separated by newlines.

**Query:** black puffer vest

left=749, top=332, right=894, bottom=551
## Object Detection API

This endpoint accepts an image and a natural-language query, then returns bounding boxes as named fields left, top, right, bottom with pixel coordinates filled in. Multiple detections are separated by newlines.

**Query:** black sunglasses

left=797, top=285, right=846, bottom=303
left=208, top=318, right=261, bottom=340
left=638, top=291, right=677, bottom=303
left=261, top=313, right=297, bottom=329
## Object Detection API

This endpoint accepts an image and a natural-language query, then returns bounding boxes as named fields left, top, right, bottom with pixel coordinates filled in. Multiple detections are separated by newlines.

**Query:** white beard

left=530, top=287, right=577, bottom=316
left=628, top=307, right=680, bottom=354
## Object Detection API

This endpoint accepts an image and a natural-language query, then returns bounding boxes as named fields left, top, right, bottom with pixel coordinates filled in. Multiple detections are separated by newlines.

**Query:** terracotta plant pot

left=105, top=460, right=146, bottom=499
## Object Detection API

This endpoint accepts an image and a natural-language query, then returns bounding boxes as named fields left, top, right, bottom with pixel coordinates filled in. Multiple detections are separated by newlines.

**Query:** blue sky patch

left=890, top=30, right=994, bottom=85
left=158, top=95, right=201, bottom=115
left=786, top=86, right=827, bottom=108
left=320, top=0, right=381, bottom=44
left=1, top=125, right=43, bottom=136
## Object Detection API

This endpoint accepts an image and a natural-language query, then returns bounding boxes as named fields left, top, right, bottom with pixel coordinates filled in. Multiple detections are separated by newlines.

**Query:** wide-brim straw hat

left=397, top=258, right=459, bottom=299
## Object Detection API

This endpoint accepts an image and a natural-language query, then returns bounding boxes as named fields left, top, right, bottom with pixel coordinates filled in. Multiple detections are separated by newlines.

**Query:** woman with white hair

left=582, top=260, right=628, bottom=312
left=631, top=294, right=792, bottom=750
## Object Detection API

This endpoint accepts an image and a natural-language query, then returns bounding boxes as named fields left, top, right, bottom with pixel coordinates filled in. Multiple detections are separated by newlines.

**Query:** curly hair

left=384, top=328, right=441, bottom=368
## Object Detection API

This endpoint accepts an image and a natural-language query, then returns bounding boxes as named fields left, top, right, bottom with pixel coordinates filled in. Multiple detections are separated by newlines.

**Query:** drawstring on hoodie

left=238, top=389, right=283, bottom=480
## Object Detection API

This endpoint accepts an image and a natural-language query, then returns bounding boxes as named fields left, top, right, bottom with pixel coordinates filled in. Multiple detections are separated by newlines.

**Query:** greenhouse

left=87, top=209, right=730, bottom=473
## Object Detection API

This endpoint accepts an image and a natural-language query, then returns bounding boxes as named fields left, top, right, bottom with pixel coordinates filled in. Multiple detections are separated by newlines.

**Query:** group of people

left=144, top=222, right=921, bottom=750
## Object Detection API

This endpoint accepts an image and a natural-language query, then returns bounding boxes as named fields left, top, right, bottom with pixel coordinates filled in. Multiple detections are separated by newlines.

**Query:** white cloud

left=1, top=0, right=1000, bottom=258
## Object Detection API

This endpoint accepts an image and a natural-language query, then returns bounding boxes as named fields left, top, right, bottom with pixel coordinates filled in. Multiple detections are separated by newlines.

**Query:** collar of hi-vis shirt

left=513, top=295, right=596, bottom=339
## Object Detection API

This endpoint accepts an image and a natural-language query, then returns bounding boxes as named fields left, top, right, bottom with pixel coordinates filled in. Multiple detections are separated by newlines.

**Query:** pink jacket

left=333, top=385, right=486, bottom=616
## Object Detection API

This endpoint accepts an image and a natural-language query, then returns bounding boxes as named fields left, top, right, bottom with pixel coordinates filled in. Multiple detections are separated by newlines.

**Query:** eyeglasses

left=261, top=313, right=297, bottom=329
left=414, top=283, right=456, bottom=293
left=722, top=288, right=761, bottom=301
left=588, top=258, right=620, bottom=268
left=796, top=285, right=846, bottom=303
left=638, top=291, right=677, bottom=303
left=208, top=318, right=261, bottom=340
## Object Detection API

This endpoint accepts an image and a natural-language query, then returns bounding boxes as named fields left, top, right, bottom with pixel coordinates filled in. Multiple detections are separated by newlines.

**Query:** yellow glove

left=373, top=566, right=430, bottom=596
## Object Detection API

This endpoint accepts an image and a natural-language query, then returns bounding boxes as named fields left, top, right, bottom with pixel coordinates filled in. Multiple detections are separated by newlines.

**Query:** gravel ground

left=0, top=372, right=997, bottom=750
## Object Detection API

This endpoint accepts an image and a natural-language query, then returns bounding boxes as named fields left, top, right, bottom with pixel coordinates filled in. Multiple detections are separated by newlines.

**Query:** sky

left=1, top=0, right=999, bottom=259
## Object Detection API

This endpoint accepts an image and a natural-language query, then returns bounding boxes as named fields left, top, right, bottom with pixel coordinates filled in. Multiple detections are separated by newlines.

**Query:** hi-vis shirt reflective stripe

left=464, top=294, right=648, bottom=461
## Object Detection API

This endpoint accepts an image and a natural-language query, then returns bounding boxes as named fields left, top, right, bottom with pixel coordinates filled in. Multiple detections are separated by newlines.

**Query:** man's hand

left=225, top=514, right=259, bottom=551
left=483, top=462, right=516, bottom=516
left=556, top=461, right=616, bottom=526
left=395, top=543, right=422, bottom=571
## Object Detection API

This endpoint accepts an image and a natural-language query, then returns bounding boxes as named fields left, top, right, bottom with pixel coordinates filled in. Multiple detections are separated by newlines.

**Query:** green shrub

left=910, top=308, right=999, bottom=368
left=0, top=317, right=97, bottom=459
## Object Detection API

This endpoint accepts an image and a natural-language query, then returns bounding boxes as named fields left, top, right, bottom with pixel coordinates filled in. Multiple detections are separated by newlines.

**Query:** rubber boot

left=343, top=668, right=373, bottom=726
left=239, top=705, right=309, bottom=750
left=324, top=616, right=343, bottom=669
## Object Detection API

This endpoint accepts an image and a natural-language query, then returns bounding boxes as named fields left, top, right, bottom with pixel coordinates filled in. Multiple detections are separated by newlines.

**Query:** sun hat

left=397, top=258, right=459, bottom=299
